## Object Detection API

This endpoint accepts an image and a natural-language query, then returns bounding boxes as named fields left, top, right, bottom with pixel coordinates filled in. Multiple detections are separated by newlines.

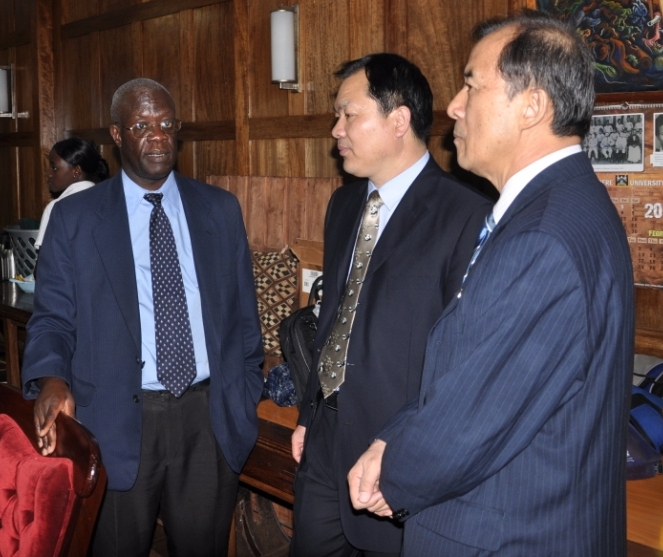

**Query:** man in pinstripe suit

left=348, top=11, right=634, bottom=557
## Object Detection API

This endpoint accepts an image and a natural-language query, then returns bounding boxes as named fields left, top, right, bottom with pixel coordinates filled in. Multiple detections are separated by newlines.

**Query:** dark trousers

left=290, top=402, right=401, bottom=557
left=92, top=382, right=238, bottom=557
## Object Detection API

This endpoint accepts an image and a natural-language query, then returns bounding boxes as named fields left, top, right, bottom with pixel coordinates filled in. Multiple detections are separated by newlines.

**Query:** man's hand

left=348, top=440, right=393, bottom=517
left=291, top=424, right=306, bottom=463
left=33, top=377, right=75, bottom=455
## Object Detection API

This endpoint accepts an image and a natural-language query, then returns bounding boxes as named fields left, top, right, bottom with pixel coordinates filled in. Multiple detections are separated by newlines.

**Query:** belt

left=317, top=388, right=338, bottom=411
left=142, top=377, right=210, bottom=398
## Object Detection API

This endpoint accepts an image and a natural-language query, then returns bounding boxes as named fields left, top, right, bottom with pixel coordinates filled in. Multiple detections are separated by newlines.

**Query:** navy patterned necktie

left=318, top=190, right=384, bottom=397
left=144, top=193, right=196, bottom=397
left=461, top=212, right=495, bottom=287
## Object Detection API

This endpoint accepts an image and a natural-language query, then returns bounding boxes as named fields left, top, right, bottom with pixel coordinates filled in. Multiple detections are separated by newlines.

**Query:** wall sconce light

left=271, top=5, right=301, bottom=92
left=0, top=64, right=29, bottom=119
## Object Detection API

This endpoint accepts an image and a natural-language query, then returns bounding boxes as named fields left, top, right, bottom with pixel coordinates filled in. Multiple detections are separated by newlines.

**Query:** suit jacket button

left=133, top=395, right=140, bottom=403
left=393, top=509, right=409, bottom=520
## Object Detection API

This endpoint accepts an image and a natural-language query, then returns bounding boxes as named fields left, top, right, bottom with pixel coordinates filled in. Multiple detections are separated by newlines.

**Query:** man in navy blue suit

left=22, top=78, right=264, bottom=556
left=289, top=54, right=491, bottom=557
left=349, top=11, right=634, bottom=557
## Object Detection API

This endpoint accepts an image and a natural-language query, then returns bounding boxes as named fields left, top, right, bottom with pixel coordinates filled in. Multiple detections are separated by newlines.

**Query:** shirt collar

left=367, top=151, right=430, bottom=210
left=122, top=170, right=178, bottom=216
left=492, top=145, right=582, bottom=224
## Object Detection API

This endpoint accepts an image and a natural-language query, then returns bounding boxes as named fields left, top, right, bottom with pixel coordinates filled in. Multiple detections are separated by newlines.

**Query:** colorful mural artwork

left=537, top=0, right=663, bottom=93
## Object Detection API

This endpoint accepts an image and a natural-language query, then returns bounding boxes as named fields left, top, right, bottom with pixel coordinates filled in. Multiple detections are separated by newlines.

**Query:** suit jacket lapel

left=441, top=152, right=591, bottom=321
left=92, top=173, right=141, bottom=352
left=330, top=185, right=366, bottom=297
left=364, top=159, right=435, bottom=280
left=176, top=173, right=214, bottom=301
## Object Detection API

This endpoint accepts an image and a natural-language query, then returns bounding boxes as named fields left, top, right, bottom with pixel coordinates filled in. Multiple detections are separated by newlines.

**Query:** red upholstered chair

left=0, top=383, right=106, bottom=557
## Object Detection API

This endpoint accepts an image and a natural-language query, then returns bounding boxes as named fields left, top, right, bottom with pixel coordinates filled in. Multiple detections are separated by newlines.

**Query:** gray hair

left=474, top=10, right=595, bottom=138
left=110, top=78, right=174, bottom=124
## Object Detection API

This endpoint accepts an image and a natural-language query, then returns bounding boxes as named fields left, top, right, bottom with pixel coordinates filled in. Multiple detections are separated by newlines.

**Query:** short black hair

left=52, top=138, right=109, bottom=183
left=474, top=9, right=595, bottom=138
left=335, top=53, right=433, bottom=143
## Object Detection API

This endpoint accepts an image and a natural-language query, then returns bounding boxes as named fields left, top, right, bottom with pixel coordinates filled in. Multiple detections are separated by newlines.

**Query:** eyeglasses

left=119, top=119, right=182, bottom=138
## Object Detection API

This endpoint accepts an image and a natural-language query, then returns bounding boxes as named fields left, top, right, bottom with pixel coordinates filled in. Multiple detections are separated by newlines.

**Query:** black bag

left=629, top=362, right=663, bottom=479
left=278, top=276, right=322, bottom=408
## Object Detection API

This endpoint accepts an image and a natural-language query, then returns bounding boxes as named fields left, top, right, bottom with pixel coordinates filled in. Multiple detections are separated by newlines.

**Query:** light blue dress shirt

left=367, top=151, right=430, bottom=242
left=122, top=170, right=210, bottom=390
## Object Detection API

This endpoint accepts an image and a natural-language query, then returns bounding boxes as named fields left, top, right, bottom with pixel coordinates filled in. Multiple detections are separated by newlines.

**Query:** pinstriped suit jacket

left=378, top=152, right=634, bottom=556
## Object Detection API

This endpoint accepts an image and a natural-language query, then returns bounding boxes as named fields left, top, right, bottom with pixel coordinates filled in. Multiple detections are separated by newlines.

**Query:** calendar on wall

left=592, top=103, right=663, bottom=287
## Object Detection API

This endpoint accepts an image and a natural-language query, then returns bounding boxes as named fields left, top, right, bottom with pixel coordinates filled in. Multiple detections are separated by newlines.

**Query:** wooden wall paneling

left=406, top=2, right=469, bottom=111
left=52, top=0, right=64, bottom=141
left=250, top=135, right=339, bottom=179
left=245, top=175, right=268, bottom=249
left=61, top=0, right=224, bottom=38
left=195, top=139, right=238, bottom=179
left=193, top=3, right=234, bottom=122
left=0, top=147, right=16, bottom=228
left=142, top=14, right=182, bottom=107
left=304, top=136, right=340, bottom=178
left=99, top=0, right=138, bottom=16
left=207, top=175, right=339, bottom=249
left=250, top=114, right=335, bottom=140
left=635, top=287, right=663, bottom=359
left=250, top=138, right=290, bottom=178
left=17, top=145, right=37, bottom=221
left=226, top=175, right=249, bottom=214
left=247, top=0, right=289, bottom=120
left=301, top=177, right=338, bottom=242
left=262, top=176, right=289, bottom=250
left=384, top=0, right=407, bottom=55
left=285, top=176, right=342, bottom=245
left=99, top=25, right=144, bottom=128
left=285, top=177, right=307, bottom=245
left=0, top=1, right=16, bottom=38
left=244, top=176, right=267, bottom=251
left=285, top=137, right=306, bottom=178
left=178, top=8, right=194, bottom=121
left=60, top=0, right=99, bottom=26
left=206, top=173, right=228, bottom=191
left=303, top=0, right=349, bottom=116
left=15, top=0, right=34, bottom=37
left=233, top=0, right=250, bottom=175
left=348, top=0, right=385, bottom=58
left=178, top=7, right=196, bottom=177
left=61, top=34, right=101, bottom=131
left=35, top=0, right=56, bottom=211
left=175, top=139, right=195, bottom=181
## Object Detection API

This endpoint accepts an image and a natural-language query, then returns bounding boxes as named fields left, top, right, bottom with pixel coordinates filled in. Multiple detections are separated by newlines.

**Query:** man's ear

left=393, top=106, right=412, bottom=139
left=522, top=88, right=551, bottom=131
left=109, top=124, right=122, bottom=148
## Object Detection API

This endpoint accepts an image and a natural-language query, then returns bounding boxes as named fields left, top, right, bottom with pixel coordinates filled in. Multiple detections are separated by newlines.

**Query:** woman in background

left=35, top=138, right=109, bottom=250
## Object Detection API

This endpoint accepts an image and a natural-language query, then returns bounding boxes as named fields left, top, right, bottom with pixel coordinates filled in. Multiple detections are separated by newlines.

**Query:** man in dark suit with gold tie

left=290, top=53, right=492, bottom=557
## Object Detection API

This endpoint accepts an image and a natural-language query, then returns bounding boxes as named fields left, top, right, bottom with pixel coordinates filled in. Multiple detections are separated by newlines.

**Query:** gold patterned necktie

left=318, top=190, right=384, bottom=398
